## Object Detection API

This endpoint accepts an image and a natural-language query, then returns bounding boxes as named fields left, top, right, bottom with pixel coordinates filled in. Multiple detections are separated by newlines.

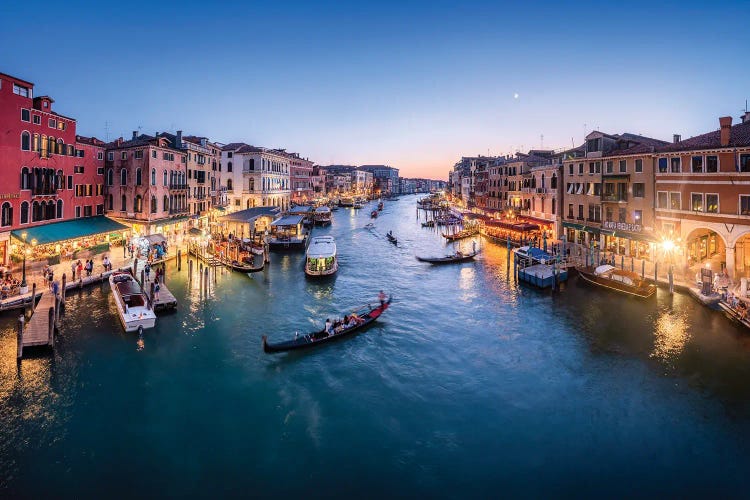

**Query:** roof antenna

left=541, top=134, right=544, bottom=149
left=104, top=121, right=109, bottom=142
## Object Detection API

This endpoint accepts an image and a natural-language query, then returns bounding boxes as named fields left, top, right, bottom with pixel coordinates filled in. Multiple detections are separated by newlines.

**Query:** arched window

left=21, top=167, right=30, bottom=190
left=227, top=178, right=233, bottom=190
left=20, top=201, right=28, bottom=224
left=550, top=173, right=557, bottom=189
left=21, top=131, right=30, bottom=151
left=121, top=195, right=127, bottom=212
left=32, top=133, right=39, bottom=152
left=134, top=195, right=142, bottom=213
left=57, top=139, right=64, bottom=156
left=249, top=178, right=254, bottom=191
left=40, top=134, right=48, bottom=157
left=163, top=195, right=169, bottom=212
left=163, top=170, right=168, bottom=186
left=31, top=201, right=39, bottom=222
left=107, top=194, right=113, bottom=211
left=56, top=199, right=63, bottom=219
left=46, top=200, right=55, bottom=220
left=107, top=168, right=113, bottom=186
left=227, top=161, right=233, bottom=172
left=1, top=202, right=12, bottom=227
left=151, top=196, right=157, bottom=213
left=48, top=136, right=55, bottom=155
left=55, top=169, right=63, bottom=191
left=249, top=159, right=254, bottom=171
left=541, top=173, right=545, bottom=189
left=151, top=168, right=156, bottom=186
left=120, top=169, right=127, bottom=185
left=136, top=168, right=142, bottom=186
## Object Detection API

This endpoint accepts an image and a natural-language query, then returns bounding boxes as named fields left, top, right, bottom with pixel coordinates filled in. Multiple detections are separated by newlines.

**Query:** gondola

left=377, top=201, right=384, bottom=211
left=262, top=298, right=392, bottom=353
left=228, top=257, right=264, bottom=273
left=386, top=232, right=398, bottom=245
left=421, top=221, right=435, bottom=228
left=442, top=228, right=479, bottom=241
left=371, top=210, right=378, bottom=218
left=416, top=251, right=478, bottom=264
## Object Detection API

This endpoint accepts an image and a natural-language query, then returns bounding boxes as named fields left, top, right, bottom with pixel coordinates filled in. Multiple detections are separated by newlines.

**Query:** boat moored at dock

left=305, top=236, right=338, bottom=277
left=108, top=271, right=157, bottom=332
left=268, top=215, right=308, bottom=251
left=576, top=264, right=656, bottom=298
left=314, top=206, right=332, bottom=226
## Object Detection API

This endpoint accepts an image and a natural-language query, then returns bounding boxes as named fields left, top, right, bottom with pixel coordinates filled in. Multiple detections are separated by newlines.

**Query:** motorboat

left=314, top=206, right=332, bottom=226
left=108, top=271, right=157, bottom=332
left=576, top=264, right=656, bottom=298
left=305, top=236, right=338, bottom=277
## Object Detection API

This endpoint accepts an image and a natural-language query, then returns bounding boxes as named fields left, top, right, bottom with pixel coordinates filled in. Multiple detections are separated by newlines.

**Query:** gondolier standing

left=379, top=290, right=386, bottom=307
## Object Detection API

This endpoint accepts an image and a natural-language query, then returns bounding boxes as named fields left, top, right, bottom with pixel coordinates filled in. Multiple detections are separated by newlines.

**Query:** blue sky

left=2, top=0, right=748, bottom=178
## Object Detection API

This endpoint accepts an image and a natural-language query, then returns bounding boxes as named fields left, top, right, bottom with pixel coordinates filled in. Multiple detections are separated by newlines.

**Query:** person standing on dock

left=144, top=263, right=151, bottom=282
left=71, top=261, right=77, bottom=281
left=154, top=282, right=160, bottom=302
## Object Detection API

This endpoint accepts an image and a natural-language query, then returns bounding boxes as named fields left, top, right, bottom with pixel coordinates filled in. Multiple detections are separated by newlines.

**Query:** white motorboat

left=305, top=236, right=338, bottom=277
left=109, top=271, right=157, bottom=332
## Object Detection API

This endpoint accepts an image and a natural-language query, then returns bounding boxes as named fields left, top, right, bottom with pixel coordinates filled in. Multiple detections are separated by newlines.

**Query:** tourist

left=144, top=263, right=151, bottom=281
left=76, top=260, right=83, bottom=280
left=71, top=261, right=77, bottom=280
left=154, top=282, right=160, bottom=301
left=52, top=279, right=59, bottom=297
left=85, top=260, right=93, bottom=277
left=324, top=318, right=332, bottom=335
left=379, top=290, right=387, bottom=307
left=48, top=269, right=54, bottom=290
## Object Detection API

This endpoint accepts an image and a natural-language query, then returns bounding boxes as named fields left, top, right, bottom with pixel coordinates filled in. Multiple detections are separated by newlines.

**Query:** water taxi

left=305, top=236, right=338, bottom=277
left=268, top=215, right=307, bottom=251
left=314, top=206, right=332, bottom=226
left=576, top=264, right=656, bottom=298
left=339, top=197, right=354, bottom=207
left=108, top=271, right=157, bottom=332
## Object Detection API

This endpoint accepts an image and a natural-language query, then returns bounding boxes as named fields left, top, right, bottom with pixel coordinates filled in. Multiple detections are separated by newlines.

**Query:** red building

left=0, top=72, right=110, bottom=266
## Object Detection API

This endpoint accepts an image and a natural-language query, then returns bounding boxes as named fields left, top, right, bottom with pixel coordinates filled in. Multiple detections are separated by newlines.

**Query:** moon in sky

left=514, top=93, right=519, bottom=99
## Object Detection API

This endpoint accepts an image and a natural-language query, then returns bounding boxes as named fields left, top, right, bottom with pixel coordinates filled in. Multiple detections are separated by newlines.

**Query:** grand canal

left=2, top=195, right=750, bottom=496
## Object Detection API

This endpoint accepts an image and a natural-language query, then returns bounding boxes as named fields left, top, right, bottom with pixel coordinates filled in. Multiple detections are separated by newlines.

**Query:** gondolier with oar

left=379, top=290, right=387, bottom=307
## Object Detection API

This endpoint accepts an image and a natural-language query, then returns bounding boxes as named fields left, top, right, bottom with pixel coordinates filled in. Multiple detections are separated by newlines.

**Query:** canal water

left=2, top=195, right=750, bottom=497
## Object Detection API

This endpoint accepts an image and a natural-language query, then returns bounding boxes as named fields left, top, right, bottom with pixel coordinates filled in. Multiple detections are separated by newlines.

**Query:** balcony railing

left=601, top=194, right=628, bottom=203
left=168, top=208, right=190, bottom=215
left=169, top=183, right=188, bottom=190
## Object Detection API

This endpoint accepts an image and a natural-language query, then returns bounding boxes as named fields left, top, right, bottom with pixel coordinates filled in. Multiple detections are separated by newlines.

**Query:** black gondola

left=416, top=251, right=479, bottom=264
left=262, top=298, right=392, bottom=353
left=386, top=232, right=398, bottom=245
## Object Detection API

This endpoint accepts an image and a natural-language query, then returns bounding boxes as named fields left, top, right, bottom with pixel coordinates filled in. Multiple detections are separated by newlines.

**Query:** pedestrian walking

left=77, top=260, right=83, bottom=280
left=71, top=261, right=76, bottom=280
left=52, top=279, right=59, bottom=297
left=85, top=260, right=93, bottom=277
left=144, top=263, right=151, bottom=281
left=154, top=282, right=160, bottom=301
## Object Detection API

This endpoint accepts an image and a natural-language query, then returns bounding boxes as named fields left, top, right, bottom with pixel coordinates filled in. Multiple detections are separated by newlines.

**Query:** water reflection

left=652, top=307, right=690, bottom=363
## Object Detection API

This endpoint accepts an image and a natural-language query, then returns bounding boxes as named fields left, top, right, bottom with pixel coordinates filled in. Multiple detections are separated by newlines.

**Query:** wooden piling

left=668, top=265, right=674, bottom=294
left=140, top=269, right=145, bottom=287
left=54, top=294, right=60, bottom=328
left=177, top=249, right=182, bottom=271
left=62, top=273, right=67, bottom=302
left=48, top=307, right=55, bottom=346
left=189, top=259, right=193, bottom=283
left=654, top=261, right=658, bottom=283
left=641, top=260, right=645, bottom=279
left=204, top=268, right=209, bottom=294
left=631, top=256, right=634, bottom=272
left=133, top=258, right=138, bottom=278
left=620, top=255, right=624, bottom=269
left=31, top=282, right=37, bottom=314
left=199, top=263, right=203, bottom=292
left=17, top=315, right=24, bottom=360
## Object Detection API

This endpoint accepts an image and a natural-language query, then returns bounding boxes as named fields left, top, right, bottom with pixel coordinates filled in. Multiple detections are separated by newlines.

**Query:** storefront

left=10, top=216, right=129, bottom=265
left=562, top=222, right=600, bottom=248
left=687, top=230, right=721, bottom=263
left=600, top=221, right=658, bottom=261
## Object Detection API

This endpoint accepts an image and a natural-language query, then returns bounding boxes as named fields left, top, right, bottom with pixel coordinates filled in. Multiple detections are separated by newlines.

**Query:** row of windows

left=108, top=194, right=187, bottom=213
left=566, top=204, right=643, bottom=224
left=20, top=132, right=85, bottom=157
left=20, top=108, right=67, bottom=130
left=107, top=150, right=185, bottom=162
left=657, top=154, right=750, bottom=173
left=106, top=168, right=187, bottom=187
left=74, top=184, right=104, bottom=197
left=0, top=200, right=64, bottom=227
left=565, top=182, right=646, bottom=198
left=656, top=191, right=725, bottom=213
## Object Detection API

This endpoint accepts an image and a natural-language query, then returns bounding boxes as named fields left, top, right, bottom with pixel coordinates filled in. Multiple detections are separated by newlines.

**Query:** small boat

left=377, top=201, right=384, bottom=211
left=353, top=202, right=365, bottom=209
left=416, top=250, right=478, bottom=264
left=364, top=223, right=375, bottom=230
left=718, top=299, right=750, bottom=329
left=314, top=206, right=332, bottom=226
left=513, top=245, right=553, bottom=264
left=370, top=210, right=378, bottom=219
left=576, top=264, right=656, bottom=298
left=421, top=221, right=435, bottom=228
left=339, top=197, right=354, bottom=207
left=443, top=227, right=479, bottom=241
left=305, top=236, right=338, bottom=277
left=108, top=271, right=157, bottom=332
left=386, top=232, right=398, bottom=245
left=518, top=263, right=568, bottom=289
left=262, top=298, right=392, bottom=353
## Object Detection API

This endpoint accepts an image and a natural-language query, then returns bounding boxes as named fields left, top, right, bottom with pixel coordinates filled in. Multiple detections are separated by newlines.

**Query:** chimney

left=719, top=116, right=732, bottom=147
left=132, top=130, right=138, bottom=140
left=742, top=111, right=750, bottom=124
left=672, top=134, right=681, bottom=143
left=116, top=137, right=123, bottom=147
left=176, top=130, right=183, bottom=147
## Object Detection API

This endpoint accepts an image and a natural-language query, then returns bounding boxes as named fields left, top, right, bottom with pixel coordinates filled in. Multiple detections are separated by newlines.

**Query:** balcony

left=586, top=217, right=601, bottom=223
left=168, top=208, right=190, bottom=215
left=601, top=194, right=628, bottom=203
left=169, top=183, right=188, bottom=190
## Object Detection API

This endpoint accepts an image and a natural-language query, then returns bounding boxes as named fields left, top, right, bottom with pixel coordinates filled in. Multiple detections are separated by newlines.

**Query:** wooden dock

left=142, top=279, right=178, bottom=311
left=17, top=291, right=58, bottom=358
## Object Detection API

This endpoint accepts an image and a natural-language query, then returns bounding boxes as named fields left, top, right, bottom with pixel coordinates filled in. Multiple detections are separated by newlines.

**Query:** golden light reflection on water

left=651, top=309, right=690, bottom=362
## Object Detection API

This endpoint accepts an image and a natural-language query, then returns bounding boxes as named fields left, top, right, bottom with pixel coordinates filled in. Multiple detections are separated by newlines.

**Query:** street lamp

left=19, top=232, right=35, bottom=293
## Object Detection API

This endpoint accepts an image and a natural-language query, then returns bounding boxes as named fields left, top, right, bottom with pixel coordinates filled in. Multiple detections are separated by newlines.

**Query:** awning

left=144, top=234, right=167, bottom=244
left=562, top=221, right=601, bottom=234
left=271, top=215, right=304, bottom=227
left=11, top=216, right=129, bottom=246
left=607, top=230, right=658, bottom=243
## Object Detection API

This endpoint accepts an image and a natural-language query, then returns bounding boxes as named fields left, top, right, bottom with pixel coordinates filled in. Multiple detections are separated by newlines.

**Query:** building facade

left=0, top=72, right=107, bottom=265
left=220, top=143, right=290, bottom=211
left=654, top=115, right=750, bottom=279
left=284, top=151, right=314, bottom=204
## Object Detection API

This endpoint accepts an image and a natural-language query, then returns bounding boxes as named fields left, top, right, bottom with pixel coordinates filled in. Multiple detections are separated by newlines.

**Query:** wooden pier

left=142, top=279, right=178, bottom=311
left=17, top=291, right=59, bottom=359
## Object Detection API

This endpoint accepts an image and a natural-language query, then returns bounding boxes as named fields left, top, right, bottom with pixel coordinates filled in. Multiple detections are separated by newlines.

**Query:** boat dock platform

left=142, top=279, right=177, bottom=311
left=17, top=291, right=59, bottom=358
left=518, top=264, right=568, bottom=289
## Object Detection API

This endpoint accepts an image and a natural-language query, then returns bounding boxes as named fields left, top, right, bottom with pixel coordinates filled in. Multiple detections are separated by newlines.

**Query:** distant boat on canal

left=576, top=264, right=656, bottom=298
left=305, top=236, right=338, bottom=277
left=314, top=206, right=332, bottom=226
left=268, top=215, right=307, bottom=251
left=416, top=250, right=479, bottom=264
left=109, top=271, right=157, bottom=332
